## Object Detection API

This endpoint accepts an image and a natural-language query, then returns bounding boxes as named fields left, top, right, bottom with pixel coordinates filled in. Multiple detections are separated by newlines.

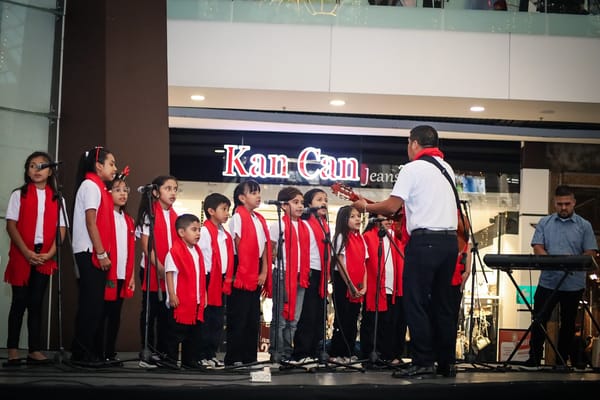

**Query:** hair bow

left=115, top=165, right=130, bottom=181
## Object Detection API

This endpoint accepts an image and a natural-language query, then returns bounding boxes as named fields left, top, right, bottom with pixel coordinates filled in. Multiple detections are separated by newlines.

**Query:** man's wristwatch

left=96, top=252, right=108, bottom=260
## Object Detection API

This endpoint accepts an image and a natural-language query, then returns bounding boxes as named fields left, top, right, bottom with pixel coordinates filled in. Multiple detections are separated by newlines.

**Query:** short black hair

left=203, top=193, right=231, bottom=220
left=409, top=125, right=439, bottom=148
left=175, top=213, right=200, bottom=231
left=555, top=185, right=575, bottom=197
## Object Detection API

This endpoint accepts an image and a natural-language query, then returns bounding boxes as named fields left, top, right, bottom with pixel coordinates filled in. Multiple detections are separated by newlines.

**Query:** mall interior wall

left=168, top=20, right=600, bottom=104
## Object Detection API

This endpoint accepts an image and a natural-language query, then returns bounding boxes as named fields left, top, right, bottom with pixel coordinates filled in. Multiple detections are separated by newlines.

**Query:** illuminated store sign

left=222, top=144, right=360, bottom=182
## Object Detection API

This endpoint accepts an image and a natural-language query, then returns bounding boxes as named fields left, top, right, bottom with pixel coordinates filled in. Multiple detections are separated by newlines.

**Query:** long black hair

left=135, top=175, right=178, bottom=228
left=17, top=151, right=56, bottom=197
left=74, top=146, right=112, bottom=193
left=231, top=179, right=260, bottom=214
left=332, top=205, right=357, bottom=254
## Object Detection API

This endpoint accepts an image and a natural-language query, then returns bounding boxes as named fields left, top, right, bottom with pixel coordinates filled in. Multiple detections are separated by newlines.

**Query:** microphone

left=37, top=161, right=62, bottom=170
left=137, top=184, right=157, bottom=194
left=265, top=200, right=288, bottom=206
left=303, top=205, right=327, bottom=214
left=368, top=217, right=388, bottom=224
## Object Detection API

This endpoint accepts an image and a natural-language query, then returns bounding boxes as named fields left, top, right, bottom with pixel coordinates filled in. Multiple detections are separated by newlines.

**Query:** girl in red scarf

left=4, top=151, right=67, bottom=365
left=94, top=174, right=136, bottom=364
left=70, top=146, right=117, bottom=365
left=197, top=193, right=234, bottom=368
left=268, top=186, right=310, bottom=363
left=359, top=214, right=407, bottom=367
left=135, top=175, right=179, bottom=363
left=329, top=205, right=367, bottom=364
left=291, top=188, right=331, bottom=363
left=224, top=179, right=272, bottom=366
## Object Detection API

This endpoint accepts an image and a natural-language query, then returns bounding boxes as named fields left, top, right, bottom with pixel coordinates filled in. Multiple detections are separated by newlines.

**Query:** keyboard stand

left=498, top=267, right=569, bottom=368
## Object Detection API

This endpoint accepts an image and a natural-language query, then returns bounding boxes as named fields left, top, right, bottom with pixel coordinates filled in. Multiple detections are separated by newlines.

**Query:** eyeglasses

left=111, top=187, right=130, bottom=194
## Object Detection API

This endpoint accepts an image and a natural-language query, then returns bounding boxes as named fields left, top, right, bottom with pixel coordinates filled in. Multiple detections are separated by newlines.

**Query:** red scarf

left=168, top=237, right=206, bottom=324
left=141, top=202, right=177, bottom=292
left=85, top=173, right=115, bottom=269
left=413, top=147, right=445, bottom=161
left=105, top=211, right=136, bottom=300
left=362, top=227, right=388, bottom=312
left=281, top=216, right=310, bottom=321
left=305, top=214, right=330, bottom=298
left=232, top=206, right=272, bottom=296
left=4, top=184, right=58, bottom=286
left=203, top=219, right=234, bottom=305
left=343, top=232, right=367, bottom=304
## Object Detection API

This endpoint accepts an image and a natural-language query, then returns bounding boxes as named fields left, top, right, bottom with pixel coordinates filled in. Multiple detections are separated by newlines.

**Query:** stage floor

left=2, top=350, right=599, bottom=399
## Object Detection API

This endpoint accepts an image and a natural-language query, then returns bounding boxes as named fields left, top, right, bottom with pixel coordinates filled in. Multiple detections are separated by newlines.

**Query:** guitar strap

left=419, top=155, right=469, bottom=243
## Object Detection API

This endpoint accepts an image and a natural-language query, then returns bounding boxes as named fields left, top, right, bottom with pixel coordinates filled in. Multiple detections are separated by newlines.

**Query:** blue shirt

left=531, top=212, right=597, bottom=291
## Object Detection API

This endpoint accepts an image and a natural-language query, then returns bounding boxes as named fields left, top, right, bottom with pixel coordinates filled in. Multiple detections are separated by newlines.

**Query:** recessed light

left=470, top=105, right=485, bottom=112
left=329, top=99, right=346, bottom=107
left=191, top=95, right=205, bottom=101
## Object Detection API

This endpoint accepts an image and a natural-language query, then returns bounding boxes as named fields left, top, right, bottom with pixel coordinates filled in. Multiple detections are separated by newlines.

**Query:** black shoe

left=105, top=356, right=124, bottom=367
left=26, top=357, right=54, bottom=366
left=3, top=359, right=23, bottom=367
left=182, top=361, right=202, bottom=370
left=436, top=364, right=457, bottom=377
left=392, top=363, right=436, bottom=379
left=519, top=358, right=541, bottom=371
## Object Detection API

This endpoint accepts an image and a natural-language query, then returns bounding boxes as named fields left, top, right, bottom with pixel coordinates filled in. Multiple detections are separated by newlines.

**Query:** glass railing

left=167, top=0, right=600, bottom=37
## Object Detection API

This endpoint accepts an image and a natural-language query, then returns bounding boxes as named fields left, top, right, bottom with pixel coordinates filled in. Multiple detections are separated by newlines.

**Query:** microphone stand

left=365, top=225, right=391, bottom=368
left=461, top=200, right=496, bottom=371
left=270, top=202, right=286, bottom=365
left=49, top=168, right=74, bottom=365
left=140, top=189, right=163, bottom=366
left=310, top=211, right=364, bottom=373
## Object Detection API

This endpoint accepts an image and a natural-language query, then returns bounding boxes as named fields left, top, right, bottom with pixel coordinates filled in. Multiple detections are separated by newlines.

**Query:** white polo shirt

left=390, top=157, right=457, bottom=234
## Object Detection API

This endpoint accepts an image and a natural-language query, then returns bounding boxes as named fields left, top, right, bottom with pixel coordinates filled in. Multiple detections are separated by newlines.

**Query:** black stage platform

left=2, top=351, right=599, bottom=400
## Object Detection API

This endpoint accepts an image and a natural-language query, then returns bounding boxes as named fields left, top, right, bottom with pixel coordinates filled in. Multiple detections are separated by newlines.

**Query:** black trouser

left=529, top=285, right=584, bottom=365
left=329, top=271, right=362, bottom=358
left=7, top=246, right=49, bottom=352
left=198, top=273, right=225, bottom=361
left=292, top=270, right=326, bottom=360
left=166, top=306, right=203, bottom=366
left=72, top=252, right=107, bottom=361
left=94, top=279, right=125, bottom=359
left=224, top=286, right=262, bottom=365
left=403, top=233, right=458, bottom=368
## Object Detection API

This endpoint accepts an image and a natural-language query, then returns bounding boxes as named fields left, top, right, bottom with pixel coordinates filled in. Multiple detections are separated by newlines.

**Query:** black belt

left=411, top=228, right=456, bottom=236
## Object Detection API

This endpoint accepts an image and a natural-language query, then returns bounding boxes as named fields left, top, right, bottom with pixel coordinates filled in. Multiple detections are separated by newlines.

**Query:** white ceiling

left=168, top=87, right=600, bottom=143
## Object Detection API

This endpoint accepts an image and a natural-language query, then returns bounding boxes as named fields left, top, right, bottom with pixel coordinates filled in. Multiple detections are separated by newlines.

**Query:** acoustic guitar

left=330, top=182, right=469, bottom=251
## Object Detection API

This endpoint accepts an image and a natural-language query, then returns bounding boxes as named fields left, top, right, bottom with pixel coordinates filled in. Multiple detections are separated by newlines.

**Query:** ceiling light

left=470, top=105, right=485, bottom=112
left=329, top=99, right=345, bottom=107
left=191, top=94, right=205, bottom=101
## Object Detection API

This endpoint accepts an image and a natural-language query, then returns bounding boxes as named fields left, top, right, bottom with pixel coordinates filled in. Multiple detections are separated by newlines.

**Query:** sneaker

left=519, top=359, right=541, bottom=371
left=210, top=357, right=223, bottom=368
left=200, top=359, right=215, bottom=369
left=138, top=360, right=158, bottom=369
left=392, top=363, right=436, bottom=379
